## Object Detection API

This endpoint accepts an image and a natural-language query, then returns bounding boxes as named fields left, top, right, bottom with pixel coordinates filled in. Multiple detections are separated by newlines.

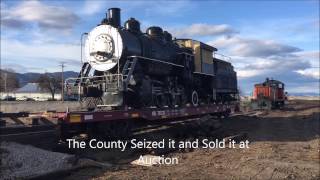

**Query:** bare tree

left=0, top=69, right=19, bottom=92
left=37, top=74, right=61, bottom=100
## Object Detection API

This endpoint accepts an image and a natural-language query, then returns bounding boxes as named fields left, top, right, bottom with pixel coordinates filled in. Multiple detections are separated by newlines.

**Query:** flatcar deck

left=59, top=103, right=238, bottom=140
left=62, top=103, right=238, bottom=124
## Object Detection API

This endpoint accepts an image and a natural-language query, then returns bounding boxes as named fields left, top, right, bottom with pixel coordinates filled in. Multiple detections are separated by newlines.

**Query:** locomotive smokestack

left=108, top=8, right=121, bottom=27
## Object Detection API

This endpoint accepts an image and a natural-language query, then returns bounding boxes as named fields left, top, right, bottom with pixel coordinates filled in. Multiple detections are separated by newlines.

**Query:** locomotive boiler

left=69, top=8, right=238, bottom=109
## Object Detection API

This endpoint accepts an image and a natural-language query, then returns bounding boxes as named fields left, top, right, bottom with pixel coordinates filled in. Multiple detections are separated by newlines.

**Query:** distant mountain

left=0, top=69, right=78, bottom=87
left=288, top=92, right=320, bottom=97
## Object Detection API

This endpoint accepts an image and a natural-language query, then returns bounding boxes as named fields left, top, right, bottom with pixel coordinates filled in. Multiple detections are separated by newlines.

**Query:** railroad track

left=0, top=125, right=58, bottom=149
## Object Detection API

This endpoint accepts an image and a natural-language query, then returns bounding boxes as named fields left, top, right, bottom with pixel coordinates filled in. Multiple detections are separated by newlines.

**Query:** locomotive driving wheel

left=191, top=90, right=199, bottom=106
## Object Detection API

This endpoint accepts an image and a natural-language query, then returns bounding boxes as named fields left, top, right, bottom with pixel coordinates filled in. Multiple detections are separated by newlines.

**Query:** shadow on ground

left=222, top=112, right=319, bottom=142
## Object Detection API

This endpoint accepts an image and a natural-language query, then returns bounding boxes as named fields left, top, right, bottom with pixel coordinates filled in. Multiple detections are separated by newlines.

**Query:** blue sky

left=1, top=0, right=319, bottom=95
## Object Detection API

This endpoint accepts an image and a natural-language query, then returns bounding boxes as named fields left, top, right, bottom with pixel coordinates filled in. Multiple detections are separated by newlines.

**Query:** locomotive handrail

left=64, top=74, right=124, bottom=96
left=193, top=71, right=215, bottom=76
left=65, top=74, right=123, bottom=86
left=128, top=56, right=184, bottom=68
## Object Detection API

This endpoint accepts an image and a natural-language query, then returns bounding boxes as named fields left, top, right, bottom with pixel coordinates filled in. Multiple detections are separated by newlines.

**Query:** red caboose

left=252, top=78, right=286, bottom=108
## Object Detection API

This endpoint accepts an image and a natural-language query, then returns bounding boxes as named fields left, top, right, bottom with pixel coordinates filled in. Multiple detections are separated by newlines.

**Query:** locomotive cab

left=175, top=39, right=238, bottom=103
left=175, top=39, right=216, bottom=74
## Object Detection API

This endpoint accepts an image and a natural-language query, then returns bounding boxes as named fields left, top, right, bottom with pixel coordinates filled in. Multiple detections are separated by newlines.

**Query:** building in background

left=0, top=83, right=61, bottom=101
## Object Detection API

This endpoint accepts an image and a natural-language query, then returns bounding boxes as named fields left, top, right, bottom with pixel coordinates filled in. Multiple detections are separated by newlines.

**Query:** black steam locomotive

left=70, top=8, right=238, bottom=109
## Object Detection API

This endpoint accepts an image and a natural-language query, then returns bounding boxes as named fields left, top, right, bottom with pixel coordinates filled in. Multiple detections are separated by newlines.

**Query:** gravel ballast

left=0, top=142, right=74, bottom=180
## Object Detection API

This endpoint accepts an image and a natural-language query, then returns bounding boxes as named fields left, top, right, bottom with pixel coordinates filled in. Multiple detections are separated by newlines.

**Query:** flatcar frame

left=59, top=102, right=239, bottom=140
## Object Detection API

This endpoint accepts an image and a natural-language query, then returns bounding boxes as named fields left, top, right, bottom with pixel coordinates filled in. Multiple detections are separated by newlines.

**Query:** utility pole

left=60, top=62, right=66, bottom=102
left=4, top=73, right=7, bottom=97
left=79, top=32, right=88, bottom=101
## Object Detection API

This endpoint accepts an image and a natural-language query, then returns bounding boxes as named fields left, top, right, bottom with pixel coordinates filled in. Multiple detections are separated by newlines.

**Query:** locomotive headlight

left=85, top=25, right=124, bottom=71
left=92, top=34, right=114, bottom=61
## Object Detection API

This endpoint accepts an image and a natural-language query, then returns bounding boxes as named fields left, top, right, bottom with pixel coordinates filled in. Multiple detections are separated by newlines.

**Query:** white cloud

left=286, top=82, right=320, bottom=94
left=237, top=69, right=261, bottom=79
left=230, top=53, right=312, bottom=81
left=211, top=34, right=318, bottom=94
left=1, top=1, right=79, bottom=33
left=293, top=51, right=320, bottom=67
left=244, top=59, right=279, bottom=70
left=209, top=36, right=302, bottom=58
left=1, top=38, right=81, bottom=72
left=2, top=38, right=79, bottom=60
left=82, top=1, right=107, bottom=15
left=296, top=68, right=319, bottom=79
left=294, top=51, right=319, bottom=60
left=170, top=24, right=236, bottom=38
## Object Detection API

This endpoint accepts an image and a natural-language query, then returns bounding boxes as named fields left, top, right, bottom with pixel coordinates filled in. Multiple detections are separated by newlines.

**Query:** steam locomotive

left=70, top=8, right=238, bottom=109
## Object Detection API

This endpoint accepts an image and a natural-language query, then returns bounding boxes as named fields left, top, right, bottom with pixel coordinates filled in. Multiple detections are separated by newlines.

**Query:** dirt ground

left=59, top=100, right=319, bottom=180
left=0, top=101, right=82, bottom=113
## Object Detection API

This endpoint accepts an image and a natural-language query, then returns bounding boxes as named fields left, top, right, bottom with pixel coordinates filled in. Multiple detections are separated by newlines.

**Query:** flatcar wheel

left=181, top=92, right=188, bottom=107
left=110, top=120, right=132, bottom=139
left=156, top=94, right=167, bottom=108
left=155, top=95, right=162, bottom=108
left=191, top=90, right=199, bottom=106
left=176, top=95, right=182, bottom=107
left=168, top=93, right=177, bottom=108
left=223, top=109, right=231, bottom=118
left=96, top=120, right=132, bottom=140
